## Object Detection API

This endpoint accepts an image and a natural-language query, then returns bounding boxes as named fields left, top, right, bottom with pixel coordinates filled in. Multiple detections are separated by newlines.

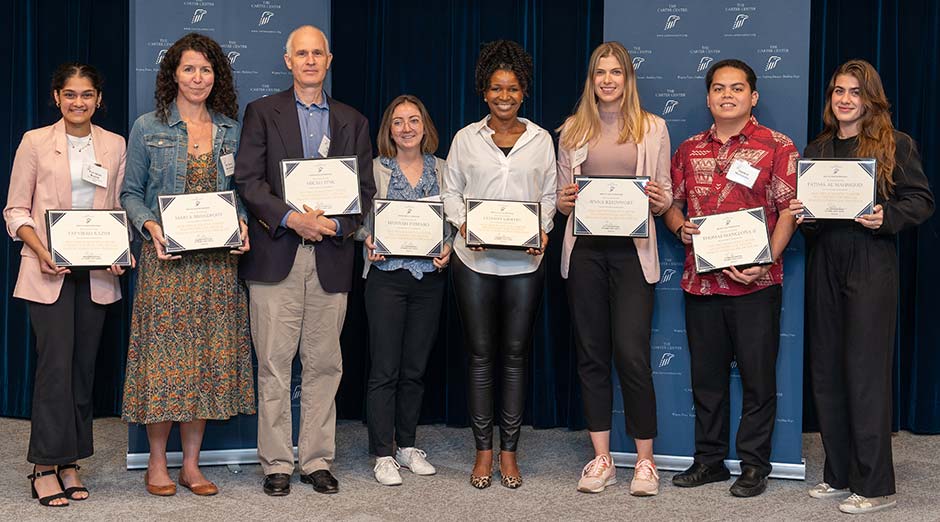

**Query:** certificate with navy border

left=796, top=158, right=877, bottom=219
left=573, top=176, right=650, bottom=237
left=280, top=156, right=362, bottom=216
left=158, top=190, right=242, bottom=253
left=45, top=209, right=132, bottom=268
left=464, top=199, right=541, bottom=250
left=691, top=207, right=773, bottom=273
left=373, top=199, right=444, bottom=258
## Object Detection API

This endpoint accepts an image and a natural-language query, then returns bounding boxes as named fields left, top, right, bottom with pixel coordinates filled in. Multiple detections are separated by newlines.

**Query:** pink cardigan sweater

left=556, top=114, right=672, bottom=283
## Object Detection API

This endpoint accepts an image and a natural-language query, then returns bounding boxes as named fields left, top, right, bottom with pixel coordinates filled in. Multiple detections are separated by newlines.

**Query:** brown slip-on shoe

left=179, top=477, right=219, bottom=496
left=144, top=471, right=177, bottom=496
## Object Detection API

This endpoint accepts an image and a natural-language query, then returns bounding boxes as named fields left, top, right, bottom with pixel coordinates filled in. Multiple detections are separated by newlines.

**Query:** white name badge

left=726, top=159, right=761, bottom=189
left=318, top=135, right=331, bottom=158
left=220, top=153, right=236, bottom=177
left=571, top=145, right=588, bottom=168
left=82, top=163, right=108, bottom=188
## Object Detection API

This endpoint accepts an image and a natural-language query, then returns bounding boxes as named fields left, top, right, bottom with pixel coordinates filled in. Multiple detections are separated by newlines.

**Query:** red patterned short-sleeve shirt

left=671, top=116, right=798, bottom=296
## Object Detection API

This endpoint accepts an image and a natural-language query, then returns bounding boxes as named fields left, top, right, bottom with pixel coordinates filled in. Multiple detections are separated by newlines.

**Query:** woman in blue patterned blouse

left=361, top=94, right=452, bottom=486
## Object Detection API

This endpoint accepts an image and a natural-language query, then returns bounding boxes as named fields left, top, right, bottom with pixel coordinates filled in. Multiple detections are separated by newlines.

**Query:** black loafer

left=672, top=461, right=731, bottom=487
left=262, top=473, right=291, bottom=496
left=300, top=469, right=339, bottom=494
left=730, top=466, right=768, bottom=497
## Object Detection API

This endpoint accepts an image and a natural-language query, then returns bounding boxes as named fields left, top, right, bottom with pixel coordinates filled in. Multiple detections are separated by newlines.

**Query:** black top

left=498, top=146, right=513, bottom=156
left=802, top=130, right=934, bottom=239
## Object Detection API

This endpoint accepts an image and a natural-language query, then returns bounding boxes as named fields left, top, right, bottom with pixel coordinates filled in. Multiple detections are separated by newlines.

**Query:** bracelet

left=674, top=224, right=683, bottom=240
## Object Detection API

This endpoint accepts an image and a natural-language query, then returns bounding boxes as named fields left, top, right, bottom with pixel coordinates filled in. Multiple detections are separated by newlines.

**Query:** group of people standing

left=4, top=22, right=932, bottom=517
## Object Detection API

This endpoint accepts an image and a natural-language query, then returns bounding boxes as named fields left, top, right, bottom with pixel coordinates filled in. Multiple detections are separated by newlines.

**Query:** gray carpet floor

left=1, top=417, right=938, bottom=521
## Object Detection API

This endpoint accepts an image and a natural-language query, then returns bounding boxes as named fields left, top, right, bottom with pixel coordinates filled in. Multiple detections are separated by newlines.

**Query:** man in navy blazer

left=234, top=24, right=375, bottom=497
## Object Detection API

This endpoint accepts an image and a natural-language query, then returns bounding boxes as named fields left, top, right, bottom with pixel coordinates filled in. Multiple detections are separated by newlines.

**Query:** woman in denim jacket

left=120, top=33, right=255, bottom=497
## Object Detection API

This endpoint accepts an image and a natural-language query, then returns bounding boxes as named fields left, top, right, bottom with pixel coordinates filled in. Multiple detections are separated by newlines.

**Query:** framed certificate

left=45, top=209, right=132, bottom=268
left=280, top=156, right=362, bottom=216
left=796, top=159, right=877, bottom=219
left=373, top=199, right=445, bottom=258
left=158, top=191, right=242, bottom=253
left=573, top=176, right=650, bottom=237
left=465, top=199, right=541, bottom=250
left=691, top=207, right=773, bottom=273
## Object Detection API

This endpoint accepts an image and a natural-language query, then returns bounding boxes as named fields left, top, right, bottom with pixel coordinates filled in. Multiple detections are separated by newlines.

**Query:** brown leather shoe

left=178, top=477, right=219, bottom=496
left=144, top=472, right=177, bottom=496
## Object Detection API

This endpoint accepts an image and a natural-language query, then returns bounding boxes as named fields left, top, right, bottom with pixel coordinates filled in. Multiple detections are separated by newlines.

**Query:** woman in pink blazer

left=3, top=63, right=128, bottom=507
left=556, top=42, right=671, bottom=497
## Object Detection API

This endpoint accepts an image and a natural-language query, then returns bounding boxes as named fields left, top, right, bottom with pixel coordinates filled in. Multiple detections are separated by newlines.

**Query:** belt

left=299, top=237, right=316, bottom=247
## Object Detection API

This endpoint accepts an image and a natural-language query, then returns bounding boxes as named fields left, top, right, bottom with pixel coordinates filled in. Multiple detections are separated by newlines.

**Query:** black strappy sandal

left=57, top=463, right=89, bottom=500
left=28, top=466, right=69, bottom=507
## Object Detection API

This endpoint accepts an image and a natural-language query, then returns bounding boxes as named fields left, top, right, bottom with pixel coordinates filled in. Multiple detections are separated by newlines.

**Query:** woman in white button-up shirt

left=442, top=40, right=556, bottom=490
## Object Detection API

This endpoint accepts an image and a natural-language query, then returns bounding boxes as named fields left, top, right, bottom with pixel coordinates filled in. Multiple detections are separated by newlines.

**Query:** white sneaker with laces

left=808, top=482, right=850, bottom=499
left=838, top=493, right=896, bottom=514
left=395, top=447, right=436, bottom=476
left=577, top=454, right=617, bottom=493
left=373, top=456, right=403, bottom=486
left=630, top=459, right=660, bottom=496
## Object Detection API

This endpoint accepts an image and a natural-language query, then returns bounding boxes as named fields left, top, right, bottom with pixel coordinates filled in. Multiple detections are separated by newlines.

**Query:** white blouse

left=443, top=116, right=557, bottom=276
left=66, top=134, right=97, bottom=209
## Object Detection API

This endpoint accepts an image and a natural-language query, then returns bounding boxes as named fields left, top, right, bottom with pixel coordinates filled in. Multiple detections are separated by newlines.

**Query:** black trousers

left=364, top=268, right=445, bottom=457
left=451, top=255, right=544, bottom=451
left=567, top=237, right=657, bottom=438
left=684, top=285, right=781, bottom=476
left=27, top=271, right=107, bottom=465
left=807, top=225, right=897, bottom=497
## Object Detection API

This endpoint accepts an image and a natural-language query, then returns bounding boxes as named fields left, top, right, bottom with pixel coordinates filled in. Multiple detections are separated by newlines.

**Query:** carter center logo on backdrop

left=632, top=57, right=645, bottom=71
left=659, top=352, right=676, bottom=368
left=766, top=55, right=782, bottom=71
left=732, top=14, right=748, bottom=30
left=664, top=15, right=680, bottom=30
left=228, top=51, right=241, bottom=65
left=259, top=11, right=274, bottom=25
left=662, top=99, right=679, bottom=116
left=191, top=8, right=207, bottom=23
left=660, top=268, right=677, bottom=284
left=697, top=56, right=714, bottom=72
left=156, top=49, right=167, bottom=64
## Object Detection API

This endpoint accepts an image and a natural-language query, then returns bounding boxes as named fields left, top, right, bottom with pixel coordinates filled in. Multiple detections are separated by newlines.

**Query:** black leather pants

left=451, top=255, right=544, bottom=451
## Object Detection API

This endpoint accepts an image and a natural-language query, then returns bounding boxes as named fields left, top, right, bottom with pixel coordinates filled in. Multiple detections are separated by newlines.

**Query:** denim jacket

left=121, top=102, right=243, bottom=240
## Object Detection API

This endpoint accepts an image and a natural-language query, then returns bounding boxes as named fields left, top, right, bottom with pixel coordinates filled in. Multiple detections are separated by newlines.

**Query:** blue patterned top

left=373, top=154, right=439, bottom=279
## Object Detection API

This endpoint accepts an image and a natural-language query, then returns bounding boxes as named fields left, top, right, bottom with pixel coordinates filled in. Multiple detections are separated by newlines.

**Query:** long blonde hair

left=558, top=42, right=649, bottom=150
left=812, top=59, right=896, bottom=198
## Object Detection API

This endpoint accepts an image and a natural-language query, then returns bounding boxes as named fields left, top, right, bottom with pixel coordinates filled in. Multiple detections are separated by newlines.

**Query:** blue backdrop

left=125, top=0, right=331, bottom=465
left=604, top=0, right=810, bottom=475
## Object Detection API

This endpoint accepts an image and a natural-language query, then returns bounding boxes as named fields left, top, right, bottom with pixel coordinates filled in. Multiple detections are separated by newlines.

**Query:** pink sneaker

left=577, top=454, right=617, bottom=493
left=630, top=459, right=660, bottom=496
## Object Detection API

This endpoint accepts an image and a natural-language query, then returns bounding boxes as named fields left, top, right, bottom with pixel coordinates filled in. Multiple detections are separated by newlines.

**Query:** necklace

left=68, top=134, right=93, bottom=153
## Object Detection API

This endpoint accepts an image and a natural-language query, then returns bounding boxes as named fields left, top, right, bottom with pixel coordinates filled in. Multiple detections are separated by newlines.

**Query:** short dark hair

left=705, top=59, right=757, bottom=92
left=474, top=40, right=533, bottom=96
left=51, top=62, right=105, bottom=109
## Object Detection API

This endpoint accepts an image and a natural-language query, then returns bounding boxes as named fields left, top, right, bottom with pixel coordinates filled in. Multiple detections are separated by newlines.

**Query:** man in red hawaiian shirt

left=663, top=59, right=799, bottom=498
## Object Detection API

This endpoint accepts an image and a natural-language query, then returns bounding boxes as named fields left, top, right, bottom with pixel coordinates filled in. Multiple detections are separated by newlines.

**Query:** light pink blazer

left=4, top=119, right=127, bottom=304
left=556, top=114, right=672, bottom=283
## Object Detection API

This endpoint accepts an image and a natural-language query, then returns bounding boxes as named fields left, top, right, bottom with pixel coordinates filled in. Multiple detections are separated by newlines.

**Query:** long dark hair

left=154, top=33, right=238, bottom=123
left=812, top=59, right=896, bottom=198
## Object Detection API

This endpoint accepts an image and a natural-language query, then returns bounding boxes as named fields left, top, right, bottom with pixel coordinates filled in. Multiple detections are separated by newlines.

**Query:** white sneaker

left=395, top=447, right=437, bottom=476
left=577, top=454, right=617, bottom=493
left=808, top=482, right=850, bottom=499
left=838, top=493, right=897, bottom=514
left=373, top=456, right=403, bottom=486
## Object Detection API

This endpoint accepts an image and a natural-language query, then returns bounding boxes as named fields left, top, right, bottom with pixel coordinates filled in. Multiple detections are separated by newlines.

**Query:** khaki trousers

left=248, top=246, right=347, bottom=475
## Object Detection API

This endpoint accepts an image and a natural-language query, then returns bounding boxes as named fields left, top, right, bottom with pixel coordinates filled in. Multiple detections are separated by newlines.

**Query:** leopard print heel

left=470, top=474, right=492, bottom=489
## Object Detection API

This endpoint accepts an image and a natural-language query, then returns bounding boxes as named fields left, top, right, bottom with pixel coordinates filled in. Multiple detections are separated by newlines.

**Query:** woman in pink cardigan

left=3, top=63, right=128, bottom=507
left=556, top=42, right=671, bottom=497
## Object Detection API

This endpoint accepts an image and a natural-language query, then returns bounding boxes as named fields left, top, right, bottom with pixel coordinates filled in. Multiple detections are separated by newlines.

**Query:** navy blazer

left=234, top=88, right=375, bottom=291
